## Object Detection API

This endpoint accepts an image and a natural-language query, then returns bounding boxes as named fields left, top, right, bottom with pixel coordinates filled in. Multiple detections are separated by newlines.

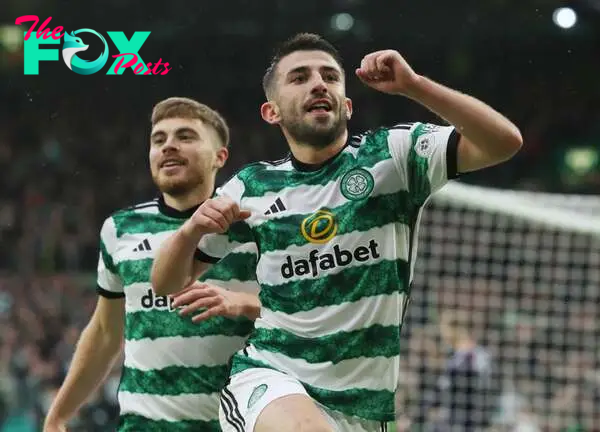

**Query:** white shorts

left=218, top=367, right=391, bottom=432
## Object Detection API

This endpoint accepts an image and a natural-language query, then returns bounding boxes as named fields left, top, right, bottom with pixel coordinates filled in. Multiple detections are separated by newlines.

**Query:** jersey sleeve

left=195, top=174, right=254, bottom=263
left=96, top=217, right=125, bottom=298
left=387, top=122, right=460, bottom=206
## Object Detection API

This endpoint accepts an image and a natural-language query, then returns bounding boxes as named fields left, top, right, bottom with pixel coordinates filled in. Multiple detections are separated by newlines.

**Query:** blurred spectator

left=423, top=309, right=497, bottom=431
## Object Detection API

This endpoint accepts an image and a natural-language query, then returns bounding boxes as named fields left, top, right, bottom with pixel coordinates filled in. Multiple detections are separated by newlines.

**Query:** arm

left=171, top=242, right=261, bottom=322
left=234, top=291, right=261, bottom=320
left=403, top=76, right=523, bottom=173
left=44, top=297, right=124, bottom=430
left=151, top=196, right=250, bottom=296
left=151, top=220, right=211, bottom=296
left=356, top=50, right=523, bottom=174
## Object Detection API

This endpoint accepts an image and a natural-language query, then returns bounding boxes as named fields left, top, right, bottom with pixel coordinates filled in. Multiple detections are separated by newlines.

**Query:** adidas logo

left=264, top=198, right=286, bottom=215
left=133, top=239, right=152, bottom=252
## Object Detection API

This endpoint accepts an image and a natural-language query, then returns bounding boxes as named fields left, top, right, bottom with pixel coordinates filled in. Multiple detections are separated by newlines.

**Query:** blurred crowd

left=0, top=275, right=121, bottom=431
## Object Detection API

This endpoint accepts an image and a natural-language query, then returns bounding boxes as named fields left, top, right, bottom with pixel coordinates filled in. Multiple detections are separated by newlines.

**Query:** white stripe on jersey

left=118, top=391, right=220, bottom=421
left=256, top=292, right=403, bottom=338
left=124, top=335, right=248, bottom=370
left=113, top=230, right=176, bottom=264
left=244, top=345, right=398, bottom=393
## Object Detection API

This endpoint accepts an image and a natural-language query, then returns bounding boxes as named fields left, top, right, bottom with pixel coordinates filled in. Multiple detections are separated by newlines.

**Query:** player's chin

left=305, top=115, right=336, bottom=130
left=156, top=175, right=193, bottom=194
left=158, top=181, right=189, bottom=196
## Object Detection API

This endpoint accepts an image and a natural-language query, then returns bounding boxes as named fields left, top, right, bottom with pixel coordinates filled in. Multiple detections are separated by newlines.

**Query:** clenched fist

left=355, top=50, right=420, bottom=96
left=187, top=196, right=251, bottom=235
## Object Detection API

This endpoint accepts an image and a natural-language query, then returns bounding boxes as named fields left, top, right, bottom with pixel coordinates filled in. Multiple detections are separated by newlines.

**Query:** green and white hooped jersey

left=196, top=122, right=459, bottom=423
left=97, top=197, right=258, bottom=432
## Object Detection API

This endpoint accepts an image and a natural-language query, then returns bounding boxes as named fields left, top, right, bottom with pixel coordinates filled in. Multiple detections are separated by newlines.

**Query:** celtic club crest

left=340, top=167, right=374, bottom=200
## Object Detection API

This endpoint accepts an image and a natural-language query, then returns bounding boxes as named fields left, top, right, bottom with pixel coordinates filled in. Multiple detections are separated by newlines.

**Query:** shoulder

left=354, top=122, right=418, bottom=142
left=110, top=199, right=159, bottom=221
left=217, top=157, right=293, bottom=199
left=101, top=199, right=159, bottom=240
left=235, top=156, right=292, bottom=181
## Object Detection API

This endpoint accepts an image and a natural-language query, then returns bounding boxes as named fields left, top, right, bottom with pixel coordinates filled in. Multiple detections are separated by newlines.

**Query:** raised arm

left=356, top=49, right=523, bottom=174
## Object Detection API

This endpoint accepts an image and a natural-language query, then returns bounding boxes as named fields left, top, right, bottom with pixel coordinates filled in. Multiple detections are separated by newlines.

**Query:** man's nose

left=310, top=76, right=328, bottom=95
left=162, top=137, right=179, bottom=152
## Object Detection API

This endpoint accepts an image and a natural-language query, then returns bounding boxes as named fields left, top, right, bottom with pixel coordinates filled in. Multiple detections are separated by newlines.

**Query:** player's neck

left=162, top=182, right=214, bottom=211
left=287, top=129, right=348, bottom=166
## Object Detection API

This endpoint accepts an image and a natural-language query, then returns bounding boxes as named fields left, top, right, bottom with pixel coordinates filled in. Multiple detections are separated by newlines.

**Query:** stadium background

left=0, top=0, right=599, bottom=430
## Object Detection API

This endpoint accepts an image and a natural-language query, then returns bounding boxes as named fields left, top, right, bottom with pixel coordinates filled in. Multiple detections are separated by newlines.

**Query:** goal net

left=398, top=182, right=600, bottom=431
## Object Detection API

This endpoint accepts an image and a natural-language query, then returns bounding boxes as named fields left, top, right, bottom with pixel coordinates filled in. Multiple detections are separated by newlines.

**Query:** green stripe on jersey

left=205, top=252, right=257, bottom=282
left=118, top=414, right=221, bottom=432
left=118, top=258, right=152, bottom=285
left=256, top=191, right=410, bottom=254
left=251, top=324, right=399, bottom=364
left=120, top=365, right=229, bottom=395
left=117, top=253, right=256, bottom=287
left=113, top=210, right=176, bottom=237
left=125, top=310, right=253, bottom=341
left=304, top=383, right=395, bottom=422
left=261, top=259, right=407, bottom=314
left=100, top=239, right=118, bottom=274
left=239, top=130, right=392, bottom=197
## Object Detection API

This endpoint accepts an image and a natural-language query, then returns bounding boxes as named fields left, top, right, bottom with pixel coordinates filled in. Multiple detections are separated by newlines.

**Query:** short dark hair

left=151, top=97, right=230, bottom=147
left=262, top=33, right=344, bottom=98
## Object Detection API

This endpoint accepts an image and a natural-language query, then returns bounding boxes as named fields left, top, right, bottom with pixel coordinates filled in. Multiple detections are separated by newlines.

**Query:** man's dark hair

left=262, top=33, right=344, bottom=99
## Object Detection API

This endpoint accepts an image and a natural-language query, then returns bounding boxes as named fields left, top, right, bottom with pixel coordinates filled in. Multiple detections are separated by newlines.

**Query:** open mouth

left=306, top=99, right=333, bottom=114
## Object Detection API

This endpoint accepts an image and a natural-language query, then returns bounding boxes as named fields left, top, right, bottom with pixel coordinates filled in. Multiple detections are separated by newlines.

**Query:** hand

left=187, top=196, right=251, bottom=236
left=355, top=50, right=420, bottom=96
left=171, top=281, right=249, bottom=322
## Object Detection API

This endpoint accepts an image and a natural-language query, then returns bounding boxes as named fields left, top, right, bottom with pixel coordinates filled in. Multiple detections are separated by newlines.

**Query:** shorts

left=218, top=367, right=391, bottom=432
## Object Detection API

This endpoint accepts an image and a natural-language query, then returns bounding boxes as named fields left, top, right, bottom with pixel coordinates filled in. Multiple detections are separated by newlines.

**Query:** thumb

left=355, top=68, right=374, bottom=84
left=355, top=68, right=367, bottom=79
left=237, top=209, right=251, bottom=220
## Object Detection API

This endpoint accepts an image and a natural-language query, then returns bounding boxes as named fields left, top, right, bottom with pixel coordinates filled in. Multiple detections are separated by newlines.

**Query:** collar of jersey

left=157, top=195, right=201, bottom=219
left=289, top=135, right=352, bottom=172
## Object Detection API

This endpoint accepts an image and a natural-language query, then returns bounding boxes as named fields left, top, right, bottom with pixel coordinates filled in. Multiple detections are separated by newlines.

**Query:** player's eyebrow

left=320, top=65, right=341, bottom=75
left=287, top=65, right=341, bottom=76
left=287, top=66, right=310, bottom=77
left=286, top=66, right=342, bottom=79
left=150, top=127, right=199, bottom=142
left=174, top=127, right=199, bottom=137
